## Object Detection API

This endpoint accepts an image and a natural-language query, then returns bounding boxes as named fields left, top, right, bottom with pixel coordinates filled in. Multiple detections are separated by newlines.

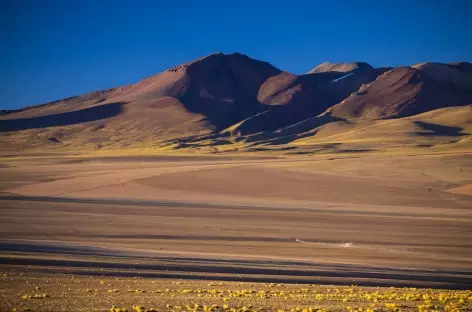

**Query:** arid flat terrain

left=0, top=153, right=471, bottom=303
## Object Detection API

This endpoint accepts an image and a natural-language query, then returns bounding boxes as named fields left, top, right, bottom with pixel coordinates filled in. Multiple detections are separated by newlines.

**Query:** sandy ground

left=0, top=153, right=471, bottom=292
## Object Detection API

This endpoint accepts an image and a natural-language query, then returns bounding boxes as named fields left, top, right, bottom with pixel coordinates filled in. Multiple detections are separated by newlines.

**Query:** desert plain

left=0, top=151, right=471, bottom=311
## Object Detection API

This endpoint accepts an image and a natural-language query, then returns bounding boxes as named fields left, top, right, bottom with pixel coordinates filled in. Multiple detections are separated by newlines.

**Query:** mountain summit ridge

left=308, top=61, right=373, bottom=74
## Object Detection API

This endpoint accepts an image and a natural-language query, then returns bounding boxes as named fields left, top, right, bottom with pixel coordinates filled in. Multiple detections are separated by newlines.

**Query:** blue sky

left=1, top=0, right=471, bottom=109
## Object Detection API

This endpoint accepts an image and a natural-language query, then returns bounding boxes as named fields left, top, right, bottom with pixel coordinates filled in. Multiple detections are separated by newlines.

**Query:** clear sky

left=1, top=0, right=471, bottom=109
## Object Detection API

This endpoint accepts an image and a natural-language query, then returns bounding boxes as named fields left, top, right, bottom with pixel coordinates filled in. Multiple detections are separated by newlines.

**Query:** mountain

left=1, top=53, right=282, bottom=129
left=0, top=54, right=381, bottom=142
left=1, top=54, right=471, bottom=155
left=0, top=53, right=286, bottom=151
left=326, top=62, right=472, bottom=119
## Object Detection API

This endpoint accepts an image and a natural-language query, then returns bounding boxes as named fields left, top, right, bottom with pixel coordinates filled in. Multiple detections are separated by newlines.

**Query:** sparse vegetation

left=2, top=272, right=471, bottom=312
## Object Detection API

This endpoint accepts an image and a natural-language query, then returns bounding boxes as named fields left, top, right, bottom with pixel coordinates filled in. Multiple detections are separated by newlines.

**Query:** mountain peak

left=164, top=52, right=269, bottom=74
left=308, top=62, right=373, bottom=74
left=164, top=52, right=226, bottom=73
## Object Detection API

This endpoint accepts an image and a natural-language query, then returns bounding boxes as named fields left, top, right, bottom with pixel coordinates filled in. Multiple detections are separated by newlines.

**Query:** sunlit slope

left=158, top=105, right=472, bottom=154
left=0, top=97, right=212, bottom=153
left=290, top=104, right=472, bottom=152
